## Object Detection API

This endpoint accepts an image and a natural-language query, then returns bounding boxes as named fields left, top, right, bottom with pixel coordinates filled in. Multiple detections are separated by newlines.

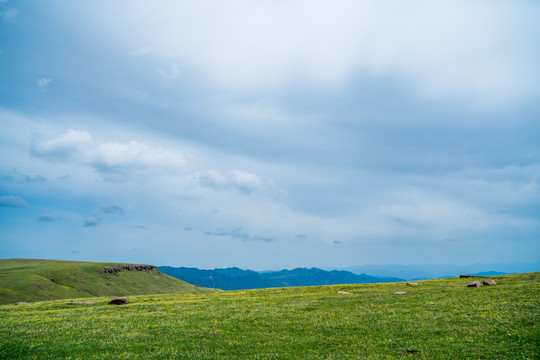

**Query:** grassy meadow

left=1, top=272, right=538, bottom=359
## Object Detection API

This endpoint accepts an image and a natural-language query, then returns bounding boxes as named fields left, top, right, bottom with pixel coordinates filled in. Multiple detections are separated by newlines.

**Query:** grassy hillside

left=1, top=272, right=538, bottom=359
left=0, top=259, right=215, bottom=305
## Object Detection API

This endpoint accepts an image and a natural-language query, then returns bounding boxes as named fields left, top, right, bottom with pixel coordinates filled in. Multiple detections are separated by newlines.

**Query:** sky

left=1, top=0, right=539, bottom=270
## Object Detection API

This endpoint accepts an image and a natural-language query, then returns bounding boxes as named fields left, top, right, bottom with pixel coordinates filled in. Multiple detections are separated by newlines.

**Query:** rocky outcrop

left=103, top=264, right=158, bottom=274
left=467, top=278, right=497, bottom=287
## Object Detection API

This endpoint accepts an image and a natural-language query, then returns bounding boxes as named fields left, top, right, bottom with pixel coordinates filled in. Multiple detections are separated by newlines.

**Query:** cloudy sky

left=1, top=0, right=539, bottom=270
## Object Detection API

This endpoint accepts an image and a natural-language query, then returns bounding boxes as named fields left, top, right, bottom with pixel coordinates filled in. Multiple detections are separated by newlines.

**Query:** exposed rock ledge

left=103, top=264, right=158, bottom=274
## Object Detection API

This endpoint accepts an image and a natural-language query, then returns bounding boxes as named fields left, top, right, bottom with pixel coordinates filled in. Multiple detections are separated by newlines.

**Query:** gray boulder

left=482, top=278, right=497, bottom=286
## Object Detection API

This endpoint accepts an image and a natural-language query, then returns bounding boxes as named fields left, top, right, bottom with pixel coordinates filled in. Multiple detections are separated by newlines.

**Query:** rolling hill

left=0, top=259, right=216, bottom=305
left=159, top=266, right=403, bottom=290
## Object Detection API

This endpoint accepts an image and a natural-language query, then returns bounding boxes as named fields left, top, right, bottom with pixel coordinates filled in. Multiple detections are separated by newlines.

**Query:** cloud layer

left=72, top=0, right=540, bottom=107
left=0, top=1, right=538, bottom=269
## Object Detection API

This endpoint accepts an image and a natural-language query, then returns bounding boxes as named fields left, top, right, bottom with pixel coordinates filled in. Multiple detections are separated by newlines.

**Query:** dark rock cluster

left=103, top=264, right=158, bottom=274
left=108, top=297, right=128, bottom=305
left=103, top=267, right=121, bottom=274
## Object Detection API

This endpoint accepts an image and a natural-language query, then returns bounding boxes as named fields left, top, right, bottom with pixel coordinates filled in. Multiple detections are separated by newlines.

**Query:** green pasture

left=1, top=272, right=538, bottom=359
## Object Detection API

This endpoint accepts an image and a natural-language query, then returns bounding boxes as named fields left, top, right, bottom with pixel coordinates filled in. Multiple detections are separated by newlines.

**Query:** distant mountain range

left=158, top=266, right=404, bottom=290
left=338, top=262, right=540, bottom=280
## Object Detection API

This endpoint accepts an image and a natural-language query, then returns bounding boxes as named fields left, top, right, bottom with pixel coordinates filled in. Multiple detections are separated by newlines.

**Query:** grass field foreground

left=1, top=272, right=539, bottom=359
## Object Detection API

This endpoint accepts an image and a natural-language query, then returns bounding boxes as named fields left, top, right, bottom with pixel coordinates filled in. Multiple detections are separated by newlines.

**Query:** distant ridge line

left=158, top=266, right=404, bottom=290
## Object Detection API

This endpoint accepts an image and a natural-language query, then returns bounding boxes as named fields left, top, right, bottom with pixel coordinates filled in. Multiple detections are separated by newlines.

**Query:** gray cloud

left=0, top=169, right=46, bottom=184
left=84, top=216, right=101, bottom=227
left=205, top=228, right=274, bottom=242
left=0, top=195, right=28, bottom=208
left=37, top=215, right=58, bottom=222
left=101, top=203, right=125, bottom=215
left=195, top=170, right=263, bottom=195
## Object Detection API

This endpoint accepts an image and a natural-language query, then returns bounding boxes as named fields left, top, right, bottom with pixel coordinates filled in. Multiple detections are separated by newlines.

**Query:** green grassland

left=0, top=259, right=215, bottom=305
left=1, top=272, right=538, bottom=359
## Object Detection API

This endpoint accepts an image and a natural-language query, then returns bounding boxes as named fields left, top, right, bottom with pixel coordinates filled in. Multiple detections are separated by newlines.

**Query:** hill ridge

left=0, top=259, right=215, bottom=305
left=159, top=266, right=403, bottom=290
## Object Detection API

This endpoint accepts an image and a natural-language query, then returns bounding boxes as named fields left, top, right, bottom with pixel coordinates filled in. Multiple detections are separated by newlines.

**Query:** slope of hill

left=1, top=272, right=538, bottom=359
left=0, top=259, right=215, bottom=305
left=159, top=266, right=403, bottom=290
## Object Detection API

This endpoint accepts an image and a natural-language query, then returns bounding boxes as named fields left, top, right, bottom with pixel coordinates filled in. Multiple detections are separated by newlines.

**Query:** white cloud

left=230, top=171, right=263, bottom=194
left=31, top=129, right=92, bottom=160
left=92, top=140, right=185, bottom=177
left=31, top=129, right=186, bottom=181
left=37, top=78, right=52, bottom=92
